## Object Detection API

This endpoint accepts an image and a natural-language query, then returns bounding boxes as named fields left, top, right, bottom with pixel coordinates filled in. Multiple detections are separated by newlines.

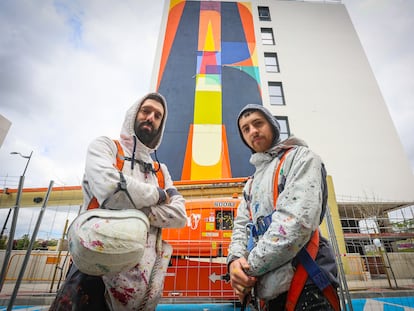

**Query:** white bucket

left=68, top=208, right=149, bottom=276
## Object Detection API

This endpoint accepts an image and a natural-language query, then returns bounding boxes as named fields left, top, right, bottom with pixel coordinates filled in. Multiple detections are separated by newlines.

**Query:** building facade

left=151, top=0, right=414, bottom=203
left=0, top=114, right=11, bottom=148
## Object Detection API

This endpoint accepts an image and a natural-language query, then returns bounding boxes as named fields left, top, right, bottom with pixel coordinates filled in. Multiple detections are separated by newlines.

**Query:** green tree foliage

left=0, top=236, right=6, bottom=249
left=392, top=219, right=414, bottom=232
left=0, top=235, right=59, bottom=250
left=14, top=234, right=30, bottom=250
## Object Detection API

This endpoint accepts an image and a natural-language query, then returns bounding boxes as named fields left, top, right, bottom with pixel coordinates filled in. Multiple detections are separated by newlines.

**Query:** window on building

left=258, top=6, right=271, bottom=21
left=268, top=82, right=285, bottom=105
left=275, top=116, right=290, bottom=141
left=264, top=52, right=280, bottom=72
left=261, top=28, right=275, bottom=45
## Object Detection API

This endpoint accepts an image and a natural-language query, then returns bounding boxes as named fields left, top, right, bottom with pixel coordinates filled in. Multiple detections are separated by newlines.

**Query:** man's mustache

left=139, top=121, right=154, bottom=131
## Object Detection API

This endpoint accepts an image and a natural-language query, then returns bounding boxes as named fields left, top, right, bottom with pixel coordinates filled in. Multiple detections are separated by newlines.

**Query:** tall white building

left=151, top=0, right=414, bottom=203
left=254, top=1, right=414, bottom=202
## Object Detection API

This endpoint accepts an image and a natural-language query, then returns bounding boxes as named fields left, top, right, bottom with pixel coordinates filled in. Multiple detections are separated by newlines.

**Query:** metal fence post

left=0, top=175, right=24, bottom=292
left=326, top=205, right=354, bottom=311
left=7, top=180, right=54, bottom=311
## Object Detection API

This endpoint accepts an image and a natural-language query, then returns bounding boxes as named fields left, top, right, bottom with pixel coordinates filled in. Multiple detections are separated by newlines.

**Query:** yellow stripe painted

left=191, top=158, right=222, bottom=180
left=194, top=91, right=222, bottom=124
left=203, top=21, right=216, bottom=52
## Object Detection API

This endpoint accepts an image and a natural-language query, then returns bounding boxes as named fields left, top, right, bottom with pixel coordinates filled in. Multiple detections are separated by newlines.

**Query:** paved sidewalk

left=0, top=281, right=55, bottom=307
left=1, top=279, right=414, bottom=310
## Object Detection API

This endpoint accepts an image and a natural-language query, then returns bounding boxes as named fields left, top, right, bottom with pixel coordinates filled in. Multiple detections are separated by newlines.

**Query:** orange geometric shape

left=198, top=4, right=221, bottom=52
left=221, top=124, right=232, bottom=178
left=157, top=0, right=186, bottom=90
left=181, top=124, right=194, bottom=180
left=181, top=124, right=232, bottom=180
left=238, top=2, right=256, bottom=58
left=230, top=56, right=254, bottom=67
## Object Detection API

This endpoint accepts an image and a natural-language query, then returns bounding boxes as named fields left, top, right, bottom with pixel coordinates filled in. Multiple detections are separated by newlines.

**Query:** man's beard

left=134, top=120, right=159, bottom=146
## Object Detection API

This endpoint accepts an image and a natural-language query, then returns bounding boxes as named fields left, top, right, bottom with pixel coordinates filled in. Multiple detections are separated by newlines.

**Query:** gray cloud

left=343, top=0, right=414, bottom=173
left=1, top=1, right=413, bottom=240
left=0, top=1, right=165, bottom=187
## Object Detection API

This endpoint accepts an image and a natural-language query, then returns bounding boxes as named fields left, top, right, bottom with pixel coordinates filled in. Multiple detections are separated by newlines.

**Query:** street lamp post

left=0, top=151, right=33, bottom=292
left=0, top=151, right=33, bottom=239
left=10, top=151, right=33, bottom=176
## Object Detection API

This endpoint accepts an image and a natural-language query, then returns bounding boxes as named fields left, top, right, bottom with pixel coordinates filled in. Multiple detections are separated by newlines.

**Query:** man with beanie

left=50, top=92, right=187, bottom=311
left=227, top=104, right=339, bottom=310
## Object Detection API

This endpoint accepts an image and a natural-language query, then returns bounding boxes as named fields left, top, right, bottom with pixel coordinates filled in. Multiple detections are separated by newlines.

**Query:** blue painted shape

left=348, top=296, right=414, bottom=311
left=156, top=304, right=248, bottom=310
left=6, top=297, right=414, bottom=311
left=1, top=306, right=49, bottom=311
left=349, top=298, right=367, bottom=311
left=377, top=296, right=414, bottom=307
left=383, top=304, right=405, bottom=311
left=221, top=42, right=250, bottom=65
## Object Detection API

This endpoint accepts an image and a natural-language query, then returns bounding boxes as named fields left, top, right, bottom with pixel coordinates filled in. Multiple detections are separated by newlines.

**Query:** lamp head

left=10, top=151, right=31, bottom=159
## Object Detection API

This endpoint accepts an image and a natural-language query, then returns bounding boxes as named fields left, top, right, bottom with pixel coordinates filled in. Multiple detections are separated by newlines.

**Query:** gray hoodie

left=81, top=92, right=187, bottom=310
left=228, top=104, right=338, bottom=301
left=237, top=103, right=282, bottom=153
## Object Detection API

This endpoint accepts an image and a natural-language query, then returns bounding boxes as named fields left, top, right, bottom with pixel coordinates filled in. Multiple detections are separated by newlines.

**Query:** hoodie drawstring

left=153, top=150, right=161, bottom=173
left=128, top=136, right=161, bottom=176
left=131, top=135, right=137, bottom=170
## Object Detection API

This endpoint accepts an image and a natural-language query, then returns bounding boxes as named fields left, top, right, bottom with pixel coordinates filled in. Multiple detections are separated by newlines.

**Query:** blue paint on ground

left=3, top=297, right=414, bottom=311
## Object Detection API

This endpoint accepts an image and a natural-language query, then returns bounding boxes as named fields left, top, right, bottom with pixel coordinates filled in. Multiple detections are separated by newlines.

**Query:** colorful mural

left=156, top=0, right=262, bottom=181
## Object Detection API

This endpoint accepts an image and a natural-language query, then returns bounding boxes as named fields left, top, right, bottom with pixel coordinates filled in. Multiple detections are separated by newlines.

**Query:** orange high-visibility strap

left=153, top=161, right=165, bottom=189
left=268, top=147, right=339, bottom=311
left=87, top=197, right=99, bottom=210
left=285, top=229, right=340, bottom=311
left=114, top=139, right=164, bottom=188
left=113, top=140, right=126, bottom=171
left=285, top=230, right=318, bottom=311
left=272, top=148, right=292, bottom=205
left=323, top=282, right=341, bottom=311
left=87, top=139, right=165, bottom=210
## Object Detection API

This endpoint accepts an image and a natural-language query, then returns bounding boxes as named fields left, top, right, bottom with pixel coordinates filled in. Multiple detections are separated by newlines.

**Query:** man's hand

left=229, top=257, right=257, bottom=303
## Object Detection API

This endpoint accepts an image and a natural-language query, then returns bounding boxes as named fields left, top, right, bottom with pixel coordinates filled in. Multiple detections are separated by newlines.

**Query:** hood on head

left=237, top=104, right=281, bottom=153
left=120, top=92, right=168, bottom=151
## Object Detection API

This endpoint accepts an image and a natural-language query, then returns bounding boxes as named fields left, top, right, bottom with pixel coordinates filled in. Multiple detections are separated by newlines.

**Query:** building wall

left=152, top=0, right=414, bottom=202
left=0, top=114, right=11, bottom=148
left=256, top=0, right=414, bottom=202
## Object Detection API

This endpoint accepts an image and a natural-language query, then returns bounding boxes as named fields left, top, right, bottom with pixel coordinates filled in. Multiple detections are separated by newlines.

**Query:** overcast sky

left=1, top=0, right=413, bottom=239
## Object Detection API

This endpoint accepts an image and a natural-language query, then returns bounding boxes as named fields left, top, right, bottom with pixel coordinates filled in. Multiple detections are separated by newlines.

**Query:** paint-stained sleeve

left=247, top=147, right=324, bottom=276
